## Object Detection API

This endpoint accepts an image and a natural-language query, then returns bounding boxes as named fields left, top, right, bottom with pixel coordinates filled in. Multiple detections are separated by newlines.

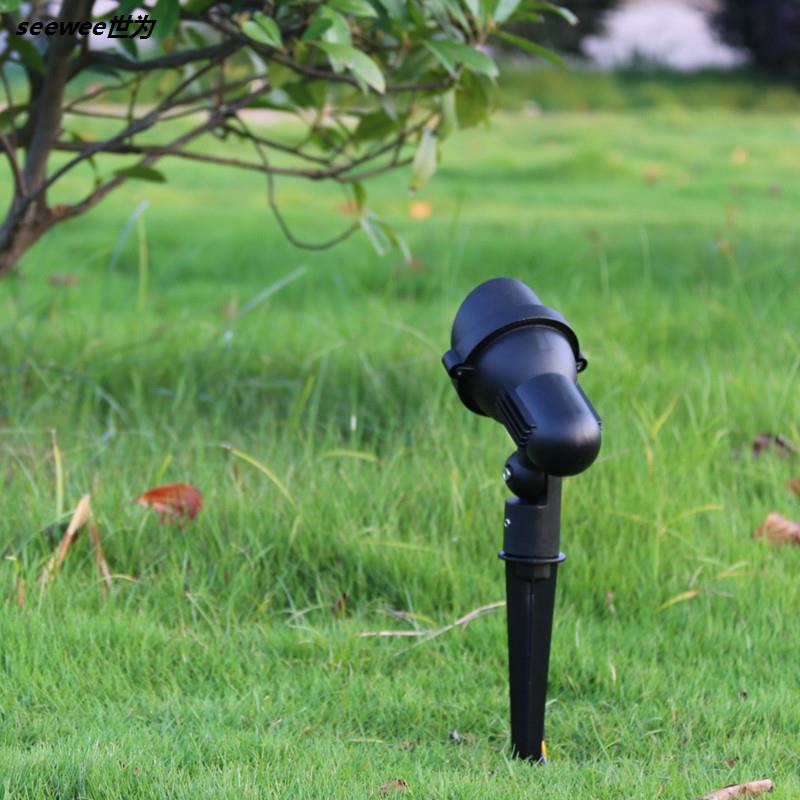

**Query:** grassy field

left=1, top=103, right=799, bottom=799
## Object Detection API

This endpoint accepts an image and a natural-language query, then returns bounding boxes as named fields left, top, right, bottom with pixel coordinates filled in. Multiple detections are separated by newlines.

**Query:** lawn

left=1, top=102, right=799, bottom=798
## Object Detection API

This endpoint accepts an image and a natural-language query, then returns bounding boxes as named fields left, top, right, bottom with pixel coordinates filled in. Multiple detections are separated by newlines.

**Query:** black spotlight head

left=442, top=278, right=601, bottom=477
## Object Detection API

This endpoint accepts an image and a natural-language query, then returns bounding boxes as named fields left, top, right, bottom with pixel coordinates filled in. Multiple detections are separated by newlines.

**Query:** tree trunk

left=0, top=198, right=54, bottom=276
left=0, top=0, right=91, bottom=276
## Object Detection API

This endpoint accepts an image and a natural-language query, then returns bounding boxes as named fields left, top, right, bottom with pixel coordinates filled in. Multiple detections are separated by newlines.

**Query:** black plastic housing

left=442, top=278, right=601, bottom=477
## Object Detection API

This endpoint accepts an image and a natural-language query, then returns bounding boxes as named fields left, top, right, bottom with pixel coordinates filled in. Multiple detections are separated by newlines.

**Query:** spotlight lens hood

left=443, top=278, right=601, bottom=476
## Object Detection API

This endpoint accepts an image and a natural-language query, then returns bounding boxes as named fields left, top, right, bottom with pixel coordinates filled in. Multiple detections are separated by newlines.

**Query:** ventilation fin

left=495, top=388, right=535, bottom=448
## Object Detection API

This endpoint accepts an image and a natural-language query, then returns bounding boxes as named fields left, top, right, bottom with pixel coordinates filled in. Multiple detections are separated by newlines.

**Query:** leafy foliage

left=501, top=0, right=618, bottom=56
left=0, top=0, right=569, bottom=272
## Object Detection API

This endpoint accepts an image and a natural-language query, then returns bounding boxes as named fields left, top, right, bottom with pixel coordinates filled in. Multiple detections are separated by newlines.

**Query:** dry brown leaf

left=16, top=575, right=25, bottom=610
left=90, top=523, right=112, bottom=594
left=730, top=146, right=749, bottom=165
left=753, top=513, right=800, bottom=546
left=331, top=590, right=349, bottom=616
left=751, top=432, right=797, bottom=459
left=40, top=494, right=92, bottom=583
left=47, top=273, right=78, bottom=287
left=696, top=778, right=773, bottom=799
left=377, top=779, right=408, bottom=795
left=787, top=477, right=800, bottom=499
left=409, top=201, right=432, bottom=220
left=134, top=483, right=203, bottom=523
left=643, top=161, right=662, bottom=184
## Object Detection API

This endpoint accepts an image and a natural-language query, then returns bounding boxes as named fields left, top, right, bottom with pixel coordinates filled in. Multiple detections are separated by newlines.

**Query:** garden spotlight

left=442, top=278, right=601, bottom=762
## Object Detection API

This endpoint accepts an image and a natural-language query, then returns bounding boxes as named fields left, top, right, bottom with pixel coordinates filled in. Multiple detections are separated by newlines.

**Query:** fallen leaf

left=16, top=575, right=25, bottom=610
left=753, top=513, right=800, bottom=546
left=409, top=200, right=432, bottom=220
left=643, top=161, right=662, bottom=184
left=90, top=523, right=112, bottom=594
left=134, top=483, right=203, bottom=523
left=730, top=146, right=748, bottom=165
left=39, top=494, right=93, bottom=583
left=377, top=779, right=408, bottom=795
left=47, top=273, right=78, bottom=287
left=787, top=477, right=800, bottom=499
left=717, top=239, right=732, bottom=255
left=331, top=590, right=349, bottom=615
left=726, top=758, right=738, bottom=768
left=696, top=778, right=773, bottom=799
left=751, top=432, right=797, bottom=459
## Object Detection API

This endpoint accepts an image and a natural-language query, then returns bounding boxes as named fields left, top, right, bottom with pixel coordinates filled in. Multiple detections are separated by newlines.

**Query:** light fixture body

left=442, top=277, right=601, bottom=476
left=442, top=277, right=602, bottom=762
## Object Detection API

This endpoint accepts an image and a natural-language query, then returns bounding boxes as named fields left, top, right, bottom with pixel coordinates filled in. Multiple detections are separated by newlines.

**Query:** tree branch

left=0, top=131, right=25, bottom=195
left=56, top=85, right=274, bottom=222
left=204, top=17, right=455, bottom=95
left=73, top=40, right=242, bottom=76
left=231, top=114, right=360, bottom=251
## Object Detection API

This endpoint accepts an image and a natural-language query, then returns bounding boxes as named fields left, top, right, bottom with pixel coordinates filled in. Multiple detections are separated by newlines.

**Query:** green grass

left=1, top=106, right=799, bottom=798
left=499, top=65, right=800, bottom=112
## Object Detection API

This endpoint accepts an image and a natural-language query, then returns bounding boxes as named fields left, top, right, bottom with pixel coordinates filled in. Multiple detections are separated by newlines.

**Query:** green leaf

left=492, top=0, right=521, bottom=22
left=0, top=104, right=26, bottom=129
left=423, top=39, right=498, bottom=78
left=242, top=13, right=283, bottom=48
left=267, top=61, right=296, bottom=89
left=66, top=131, right=98, bottom=174
left=524, top=1, right=578, bottom=25
left=115, top=0, right=142, bottom=15
left=11, top=38, right=45, bottom=73
left=152, top=0, right=180, bottom=38
left=351, top=182, right=367, bottom=211
left=461, top=0, right=481, bottom=18
left=183, top=0, right=215, bottom=11
left=328, top=0, right=378, bottom=17
left=360, top=213, right=391, bottom=255
left=185, top=26, right=210, bottom=49
left=455, top=70, right=495, bottom=128
left=319, top=7, right=352, bottom=45
left=354, top=110, right=398, bottom=142
left=494, top=30, right=563, bottom=66
left=284, top=80, right=328, bottom=110
left=301, top=17, right=334, bottom=41
left=316, top=42, right=385, bottom=94
left=0, top=0, right=22, bottom=10
left=360, top=212, right=410, bottom=262
left=409, top=129, right=437, bottom=193
left=439, top=0, right=470, bottom=31
left=114, top=166, right=167, bottom=183
left=373, top=0, right=405, bottom=17
left=437, top=89, right=458, bottom=139
left=118, top=34, right=139, bottom=59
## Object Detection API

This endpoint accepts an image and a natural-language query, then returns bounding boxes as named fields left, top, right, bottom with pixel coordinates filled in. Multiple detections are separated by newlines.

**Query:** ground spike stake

left=442, top=278, right=601, bottom=761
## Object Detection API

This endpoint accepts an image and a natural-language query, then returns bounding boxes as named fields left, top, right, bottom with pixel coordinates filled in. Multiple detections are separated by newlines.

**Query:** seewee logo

left=15, top=14, right=157, bottom=40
